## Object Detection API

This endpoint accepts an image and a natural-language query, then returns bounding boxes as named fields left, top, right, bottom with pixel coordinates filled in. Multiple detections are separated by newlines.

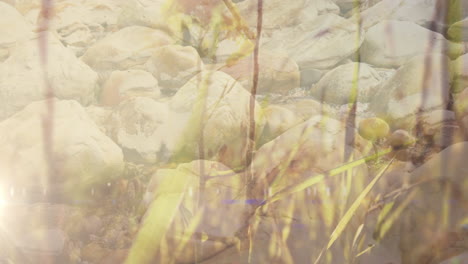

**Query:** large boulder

left=100, top=70, right=160, bottom=106
left=448, top=17, right=468, bottom=41
left=258, top=105, right=304, bottom=145
left=0, top=99, right=124, bottom=202
left=369, top=54, right=453, bottom=126
left=109, top=97, right=172, bottom=163
left=144, top=45, right=204, bottom=92
left=360, top=20, right=465, bottom=68
left=110, top=71, right=264, bottom=169
left=375, top=142, right=468, bottom=263
left=27, top=0, right=124, bottom=56
left=451, top=53, right=468, bottom=93
left=351, top=0, right=468, bottom=31
left=262, top=13, right=364, bottom=70
left=0, top=32, right=98, bottom=120
left=81, top=26, right=173, bottom=72
left=168, top=70, right=265, bottom=169
left=252, top=115, right=368, bottom=196
left=0, top=2, right=32, bottom=60
left=311, top=62, right=382, bottom=105
left=116, top=0, right=168, bottom=30
left=332, top=0, right=368, bottom=13
left=220, top=50, right=300, bottom=94
left=236, top=0, right=307, bottom=30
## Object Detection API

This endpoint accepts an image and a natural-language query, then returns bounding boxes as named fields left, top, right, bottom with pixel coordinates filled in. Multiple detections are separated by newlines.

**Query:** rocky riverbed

left=1, top=0, right=468, bottom=263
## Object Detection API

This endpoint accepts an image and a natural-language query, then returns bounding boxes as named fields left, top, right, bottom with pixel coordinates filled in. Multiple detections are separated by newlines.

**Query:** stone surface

left=280, top=98, right=333, bottom=120
left=449, top=17, right=468, bottom=41
left=351, top=0, right=468, bottom=31
left=85, top=105, right=112, bottom=134
left=100, top=70, right=160, bottom=106
left=0, top=2, right=32, bottom=59
left=0, top=32, right=98, bottom=120
left=332, top=0, right=367, bottom=13
left=305, top=0, right=340, bottom=16
left=109, top=97, right=171, bottom=163
left=258, top=105, right=303, bottom=145
left=455, top=87, right=468, bottom=117
left=311, top=62, right=382, bottom=105
left=369, top=54, right=452, bottom=124
left=110, top=71, right=264, bottom=169
left=220, top=50, right=300, bottom=94
left=237, top=0, right=307, bottom=30
left=360, top=20, right=464, bottom=68
left=144, top=45, right=203, bottom=91
left=0, top=99, right=124, bottom=201
left=452, top=53, right=468, bottom=93
left=262, top=13, right=364, bottom=70
left=27, top=0, right=123, bottom=56
left=81, top=26, right=173, bottom=71
left=252, top=115, right=368, bottom=195
left=169, top=70, right=265, bottom=169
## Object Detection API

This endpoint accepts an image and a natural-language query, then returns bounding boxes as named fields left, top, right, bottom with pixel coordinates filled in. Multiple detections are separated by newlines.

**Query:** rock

left=168, top=70, right=265, bottom=169
left=448, top=17, right=468, bottom=41
left=311, top=0, right=340, bottom=15
left=0, top=32, right=98, bottom=120
left=109, top=97, right=171, bottom=163
left=142, top=160, right=251, bottom=263
left=100, top=70, right=160, bottom=106
left=311, top=62, right=382, bottom=105
left=85, top=105, right=112, bottom=134
left=389, top=129, right=415, bottom=149
left=144, top=45, right=203, bottom=91
left=81, top=26, right=173, bottom=72
left=369, top=54, right=452, bottom=124
left=258, top=105, right=303, bottom=145
left=394, top=142, right=468, bottom=263
left=239, top=116, right=370, bottom=264
left=360, top=20, right=464, bottom=68
left=237, top=0, right=306, bottom=30
left=0, top=2, right=32, bottom=59
left=349, top=0, right=405, bottom=29
left=432, top=124, right=462, bottom=148
left=351, top=0, right=468, bottom=31
left=0, top=99, right=124, bottom=201
left=451, top=54, right=468, bottom=93
left=300, top=68, right=324, bottom=87
left=220, top=50, right=300, bottom=94
left=252, top=115, right=368, bottom=195
left=110, top=71, right=265, bottom=169
left=280, top=98, right=332, bottom=120
left=419, top=110, right=457, bottom=136
left=390, top=0, right=450, bottom=30
left=29, top=0, right=124, bottom=56
left=332, top=0, right=367, bottom=13
left=454, top=87, right=468, bottom=118
left=374, top=160, right=413, bottom=194
left=117, top=0, right=168, bottom=30
left=262, top=13, right=364, bottom=70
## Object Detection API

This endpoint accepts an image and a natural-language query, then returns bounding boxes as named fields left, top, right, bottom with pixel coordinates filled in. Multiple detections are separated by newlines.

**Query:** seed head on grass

left=358, top=118, right=390, bottom=163
left=358, top=117, right=390, bottom=143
